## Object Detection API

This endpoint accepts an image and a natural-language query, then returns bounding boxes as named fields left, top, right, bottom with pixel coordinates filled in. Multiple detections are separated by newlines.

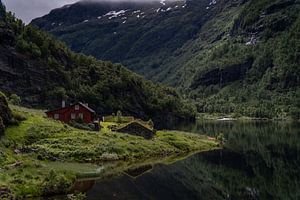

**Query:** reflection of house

left=46, top=102, right=95, bottom=124
left=114, top=121, right=155, bottom=139
left=125, top=164, right=153, bottom=178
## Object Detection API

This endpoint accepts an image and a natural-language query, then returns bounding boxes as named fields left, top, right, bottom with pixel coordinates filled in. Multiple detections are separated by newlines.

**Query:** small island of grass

left=0, top=106, right=218, bottom=199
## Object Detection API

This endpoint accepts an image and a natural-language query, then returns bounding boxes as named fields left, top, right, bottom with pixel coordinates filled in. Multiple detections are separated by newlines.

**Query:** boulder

left=0, top=92, right=11, bottom=136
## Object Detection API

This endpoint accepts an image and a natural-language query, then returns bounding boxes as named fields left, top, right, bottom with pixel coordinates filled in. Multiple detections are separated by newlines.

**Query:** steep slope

left=0, top=92, right=11, bottom=136
left=31, top=0, right=214, bottom=79
left=32, top=0, right=300, bottom=118
left=0, top=3, right=195, bottom=128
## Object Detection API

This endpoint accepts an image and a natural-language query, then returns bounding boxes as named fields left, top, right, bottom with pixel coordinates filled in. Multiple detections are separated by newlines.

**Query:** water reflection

left=85, top=121, right=300, bottom=200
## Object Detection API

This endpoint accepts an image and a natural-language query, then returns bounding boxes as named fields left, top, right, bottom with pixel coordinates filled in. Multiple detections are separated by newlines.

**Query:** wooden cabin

left=46, top=102, right=96, bottom=124
left=114, top=121, right=156, bottom=139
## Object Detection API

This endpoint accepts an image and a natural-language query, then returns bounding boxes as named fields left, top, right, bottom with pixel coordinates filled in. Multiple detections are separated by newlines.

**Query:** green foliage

left=116, top=110, right=122, bottom=123
left=148, top=119, right=154, bottom=129
left=216, top=133, right=225, bottom=146
left=41, top=170, right=76, bottom=196
left=289, top=107, right=300, bottom=121
left=9, top=94, right=21, bottom=105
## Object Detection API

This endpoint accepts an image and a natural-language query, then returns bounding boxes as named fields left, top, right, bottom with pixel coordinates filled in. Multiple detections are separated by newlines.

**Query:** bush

left=116, top=110, right=122, bottom=123
left=69, top=120, right=93, bottom=131
left=216, top=133, right=225, bottom=146
left=41, top=170, right=76, bottom=196
left=9, top=94, right=21, bottom=105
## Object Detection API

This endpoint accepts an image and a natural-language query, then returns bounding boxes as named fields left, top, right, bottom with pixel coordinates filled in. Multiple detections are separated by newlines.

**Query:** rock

left=9, top=161, right=23, bottom=168
left=13, top=149, right=21, bottom=154
left=0, top=92, right=11, bottom=136
left=0, top=117, right=4, bottom=136
left=191, top=58, right=254, bottom=88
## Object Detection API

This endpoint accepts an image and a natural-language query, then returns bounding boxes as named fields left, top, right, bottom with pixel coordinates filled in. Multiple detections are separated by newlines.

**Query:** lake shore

left=0, top=106, right=218, bottom=199
left=197, top=113, right=295, bottom=122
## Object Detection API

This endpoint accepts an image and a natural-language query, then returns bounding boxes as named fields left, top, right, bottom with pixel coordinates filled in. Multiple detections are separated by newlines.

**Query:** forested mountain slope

left=32, top=0, right=300, bottom=119
left=0, top=3, right=195, bottom=128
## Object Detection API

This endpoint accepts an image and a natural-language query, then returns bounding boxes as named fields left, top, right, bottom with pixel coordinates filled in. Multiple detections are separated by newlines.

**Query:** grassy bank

left=0, top=106, right=218, bottom=199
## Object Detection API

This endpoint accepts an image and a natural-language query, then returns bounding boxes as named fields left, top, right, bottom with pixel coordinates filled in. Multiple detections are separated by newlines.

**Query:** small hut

left=114, top=121, right=156, bottom=139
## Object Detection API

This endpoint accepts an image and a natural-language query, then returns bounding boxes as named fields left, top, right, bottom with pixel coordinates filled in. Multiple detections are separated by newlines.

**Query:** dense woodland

left=0, top=3, right=196, bottom=128
left=33, top=0, right=300, bottom=120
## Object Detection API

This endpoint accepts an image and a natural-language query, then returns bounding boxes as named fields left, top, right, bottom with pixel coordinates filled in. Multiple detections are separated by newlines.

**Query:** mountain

left=32, top=0, right=300, bottom=119
left=0, top=3, right=196, bottom=129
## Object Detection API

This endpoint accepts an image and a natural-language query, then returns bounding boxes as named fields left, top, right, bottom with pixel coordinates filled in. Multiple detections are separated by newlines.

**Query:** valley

left=0, top=0, right=299, bottom=199
left=32, top=0, right=300, bottom=119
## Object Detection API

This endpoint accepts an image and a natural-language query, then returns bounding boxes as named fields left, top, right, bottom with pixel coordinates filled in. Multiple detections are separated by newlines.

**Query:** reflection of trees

left=175, top=121, right=300, bottom=200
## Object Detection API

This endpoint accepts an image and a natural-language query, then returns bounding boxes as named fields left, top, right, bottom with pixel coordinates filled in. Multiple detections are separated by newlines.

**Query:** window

left=79, top=113, right=84, bottom=119
left=54, top=114, right=59, bottom=119
left=71, top=113, right=76, bottom=120
left=75, top=105, right=79, bottom=110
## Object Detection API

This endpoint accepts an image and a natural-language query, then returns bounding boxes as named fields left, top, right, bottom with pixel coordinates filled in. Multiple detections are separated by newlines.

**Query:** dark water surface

left=82, top=121, right=300, bottom=200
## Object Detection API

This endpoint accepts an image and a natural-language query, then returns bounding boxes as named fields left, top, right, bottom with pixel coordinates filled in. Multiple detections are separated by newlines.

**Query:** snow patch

left=104, top=10, right=127, bottom=19
left=132, top=10, right=141, bottom=14
left=160, top=0, right=166, bottom=6
left=209, top=0, right=217, bottom=5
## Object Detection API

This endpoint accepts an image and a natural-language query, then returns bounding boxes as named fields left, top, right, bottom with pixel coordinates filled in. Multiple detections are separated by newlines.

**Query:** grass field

left=0, top=105, right=218, bottom=199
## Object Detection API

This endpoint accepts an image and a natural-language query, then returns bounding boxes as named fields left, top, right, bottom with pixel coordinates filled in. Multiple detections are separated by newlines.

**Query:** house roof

left=116, top=121, right=153, bottom=131
left=45, top=102, right=95, bottom=114
left=78, top=102, right=96, bottom=113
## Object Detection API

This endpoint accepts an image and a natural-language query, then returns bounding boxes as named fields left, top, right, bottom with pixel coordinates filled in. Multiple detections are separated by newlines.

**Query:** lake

left=47, top=121, right=300, bottom=200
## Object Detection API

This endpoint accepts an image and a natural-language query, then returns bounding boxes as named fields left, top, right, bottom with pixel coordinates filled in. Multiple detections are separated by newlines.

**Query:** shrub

left=68, top=120, right=93, bottom=131
left=116, top=110, right=122, bottom=123
left=216, top=133, right=225, bottom=146
left=41, top=170, right=76, bottom=196
left=148, top=119, right=154, bottom=129
left=9, top=94, right=21, bottom=105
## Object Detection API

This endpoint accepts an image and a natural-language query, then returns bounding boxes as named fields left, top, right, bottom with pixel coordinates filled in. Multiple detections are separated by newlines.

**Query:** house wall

left=46, top=104, right=94, bottom=123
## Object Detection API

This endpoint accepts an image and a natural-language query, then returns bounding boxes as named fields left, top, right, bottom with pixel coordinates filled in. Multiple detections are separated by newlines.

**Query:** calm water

left=81, top=121, right=300, bottom=200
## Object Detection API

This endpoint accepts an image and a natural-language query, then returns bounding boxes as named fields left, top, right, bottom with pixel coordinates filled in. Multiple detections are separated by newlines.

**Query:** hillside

left=0, top=3, right=196, bottom=129
left=32, top=0, right=300, bottom=119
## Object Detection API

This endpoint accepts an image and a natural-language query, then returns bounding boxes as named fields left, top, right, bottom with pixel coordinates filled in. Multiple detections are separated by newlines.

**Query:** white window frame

left=75, top=105, right=80, bottom=110
left=54, top=114, right=59, bottom=119
left=79, top=113, right=84, bottom=119
left=71, top=113, right=76, bottom=120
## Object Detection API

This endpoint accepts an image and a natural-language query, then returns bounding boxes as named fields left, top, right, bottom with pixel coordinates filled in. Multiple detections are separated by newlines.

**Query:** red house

left=46, top=102, right=96, bottom=124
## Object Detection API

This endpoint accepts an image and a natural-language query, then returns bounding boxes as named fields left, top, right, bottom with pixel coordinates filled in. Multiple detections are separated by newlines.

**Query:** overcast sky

left=2, top=0, right=80, bottom=24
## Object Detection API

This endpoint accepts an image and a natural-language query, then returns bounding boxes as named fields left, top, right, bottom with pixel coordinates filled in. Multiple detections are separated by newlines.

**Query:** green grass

left=0, top=105, right=218, bottom=198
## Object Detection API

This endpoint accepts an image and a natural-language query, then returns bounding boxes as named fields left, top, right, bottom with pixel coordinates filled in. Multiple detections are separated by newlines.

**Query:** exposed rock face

left=191, top=58, right=254, bottom=88
left=0, top=92, right=11, bottom=136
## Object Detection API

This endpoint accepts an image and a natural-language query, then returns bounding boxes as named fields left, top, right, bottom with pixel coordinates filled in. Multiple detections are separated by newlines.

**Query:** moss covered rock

left=0, top=92, right=12, bottom=135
